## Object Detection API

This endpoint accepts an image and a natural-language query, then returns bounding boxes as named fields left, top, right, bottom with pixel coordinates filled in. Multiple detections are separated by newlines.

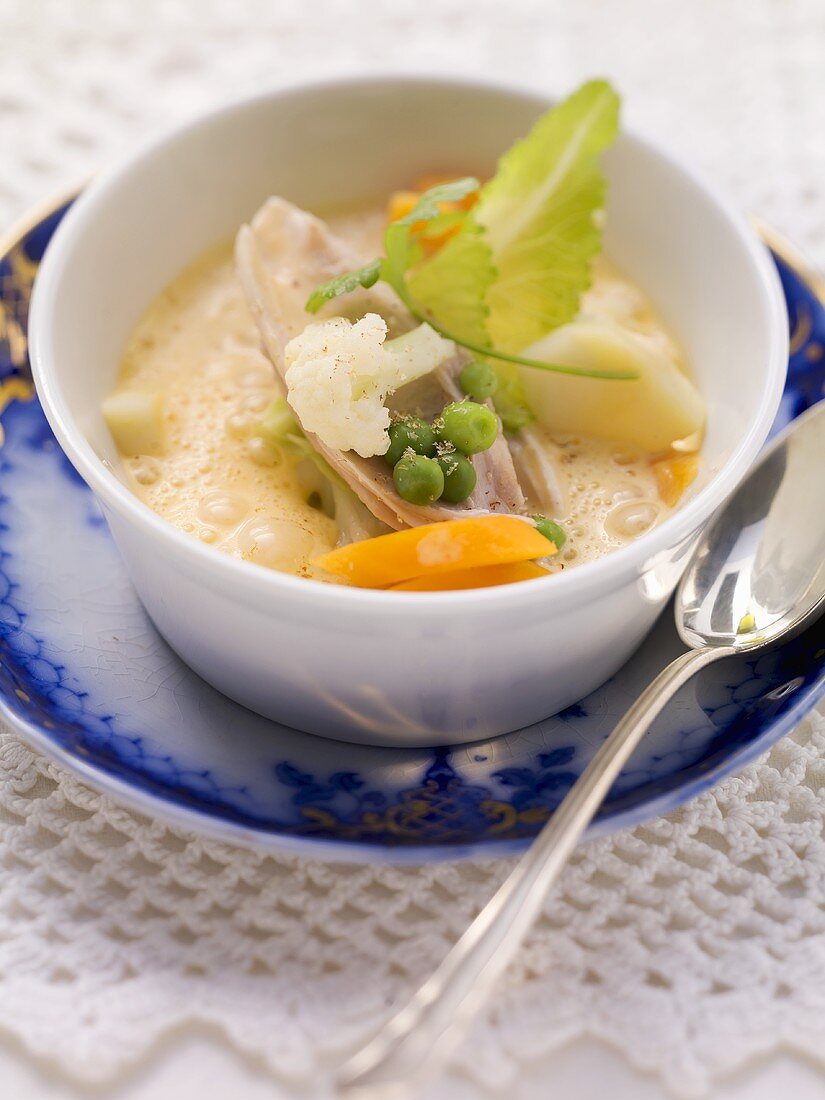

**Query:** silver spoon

left=338, top=399, right=825, bottom=1098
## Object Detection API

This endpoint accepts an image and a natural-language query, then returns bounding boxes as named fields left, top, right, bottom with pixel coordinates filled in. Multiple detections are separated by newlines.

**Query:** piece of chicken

left=235, top=197, right=525, bottom=530
left=507, top=425, right=567, bottom=518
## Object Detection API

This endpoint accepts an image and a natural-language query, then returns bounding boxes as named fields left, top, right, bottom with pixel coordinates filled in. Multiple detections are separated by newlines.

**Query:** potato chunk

left=519, top=320, right=705, bottom=452
left=102, top=391, right=165, bottom=456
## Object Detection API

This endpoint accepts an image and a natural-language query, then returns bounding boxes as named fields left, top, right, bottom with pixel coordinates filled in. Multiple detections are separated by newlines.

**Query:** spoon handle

left=337, top=643, right=735, bottom=1098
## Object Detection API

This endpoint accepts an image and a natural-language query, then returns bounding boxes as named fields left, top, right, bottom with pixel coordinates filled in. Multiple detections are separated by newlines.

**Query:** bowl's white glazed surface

left=29, top=77, right=788, bottom=745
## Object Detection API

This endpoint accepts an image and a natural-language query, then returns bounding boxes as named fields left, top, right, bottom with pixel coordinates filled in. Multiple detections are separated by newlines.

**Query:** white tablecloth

left=2, top=2, right=825, bottom=1098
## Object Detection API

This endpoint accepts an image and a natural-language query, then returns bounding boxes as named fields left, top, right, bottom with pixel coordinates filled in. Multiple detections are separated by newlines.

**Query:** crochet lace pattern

left=1, top=2, right=824, bottom=1094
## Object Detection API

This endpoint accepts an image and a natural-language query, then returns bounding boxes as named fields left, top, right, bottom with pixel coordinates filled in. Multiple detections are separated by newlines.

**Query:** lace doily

left=1, top=1, right=825, bottom=1096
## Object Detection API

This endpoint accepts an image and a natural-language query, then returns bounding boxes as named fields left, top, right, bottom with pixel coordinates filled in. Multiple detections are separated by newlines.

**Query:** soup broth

left=111, top=204, right=696, bottom=583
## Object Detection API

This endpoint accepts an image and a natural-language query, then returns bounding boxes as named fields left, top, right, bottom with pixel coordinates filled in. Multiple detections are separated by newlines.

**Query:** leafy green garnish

left=406, top=219, right=494, bottom=347
left=306, top=178, right=480, bottom=317
left=305, top=258, right=382, bottom=314
left=417, top=209, right=466, bottom=239
left=395, top=178, right=480, bottom=223
left=304, top=81, right=634, bottom=396
left=477, top=79, right=619, bottom=350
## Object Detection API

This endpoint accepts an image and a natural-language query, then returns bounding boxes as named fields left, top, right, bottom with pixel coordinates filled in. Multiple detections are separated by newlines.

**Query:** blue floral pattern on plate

left=0, top=199, right=823, bottom=863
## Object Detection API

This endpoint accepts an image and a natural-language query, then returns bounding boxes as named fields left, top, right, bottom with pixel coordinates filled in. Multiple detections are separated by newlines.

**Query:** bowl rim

left=28, top=72, right=789, bottom=615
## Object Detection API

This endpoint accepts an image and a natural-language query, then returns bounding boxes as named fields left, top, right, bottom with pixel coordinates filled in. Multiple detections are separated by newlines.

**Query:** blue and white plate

left=0, top=199, right=823, bottom=863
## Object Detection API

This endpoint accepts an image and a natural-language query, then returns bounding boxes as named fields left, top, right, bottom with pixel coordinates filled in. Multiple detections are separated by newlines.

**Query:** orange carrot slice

left=315, top=515, right=555, bottom=588
left=412, top=174, right=480, bottom=210
left=387, top=179, right=480, bottom=256
left=386, top=189, right=420, bottom=223
left=652, top=453, right=699, bottom=507
left=390, top=560, right=549, bottom=591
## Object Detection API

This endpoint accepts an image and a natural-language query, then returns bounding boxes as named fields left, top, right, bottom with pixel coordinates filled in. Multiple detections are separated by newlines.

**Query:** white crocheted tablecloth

left=2, top=2, right=825, bottom=1097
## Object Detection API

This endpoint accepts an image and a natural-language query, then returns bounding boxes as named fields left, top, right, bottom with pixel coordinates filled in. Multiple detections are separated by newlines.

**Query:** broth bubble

left=604, top=499, right=660, bottom=540
left=239, top=392, right=270, bottom=414
left=237, top=517, right=314, bottom=571
left=234, top=363, right=273, bottom=390
left=198, top=489, right=248, bottom=526
left=225, top=412, right=253, bottom=440
left=130, top=456, right=160, bottom=486
left=247, top=437, right=281, bottom=467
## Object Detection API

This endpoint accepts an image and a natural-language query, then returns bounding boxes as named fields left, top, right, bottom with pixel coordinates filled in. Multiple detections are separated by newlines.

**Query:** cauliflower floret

left=283, top=313, right=454, bottom=458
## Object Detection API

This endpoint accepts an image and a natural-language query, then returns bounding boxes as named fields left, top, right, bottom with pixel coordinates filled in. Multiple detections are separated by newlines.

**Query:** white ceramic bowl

left=29, top=76, right=788, bottom=747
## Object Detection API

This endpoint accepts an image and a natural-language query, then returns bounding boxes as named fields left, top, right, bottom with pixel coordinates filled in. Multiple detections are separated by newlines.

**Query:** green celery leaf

left=406, top=216, right=496, bottom=347
left=380, top=178, right=479, bottom=306
left=417, top=209, right=467, bottom=239
left=394, top=178, right=479, bottom=225
left=305, top=258, right=382, bottom=314
left=305, top=179, right=479, bottom=316
left=476, top=79, right=620, bottom=351
left=380, top=221, right=423, bottom=305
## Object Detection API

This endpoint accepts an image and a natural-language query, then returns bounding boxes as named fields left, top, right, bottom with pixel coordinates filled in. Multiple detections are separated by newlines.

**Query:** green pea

left=459, top=360, right=499, bottom=400
left=436, top=450, right=477, bottom=503
left=533, top=514, right=567, bottom=550
left=384, top=417, right=436, bottom=467
left=438, top=401, right=499, bottom=455
left=393, top=453, right=444, bottom=505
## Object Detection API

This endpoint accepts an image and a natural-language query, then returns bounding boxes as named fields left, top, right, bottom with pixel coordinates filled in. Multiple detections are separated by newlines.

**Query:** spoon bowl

left=678, top=400, right=825, bottom=651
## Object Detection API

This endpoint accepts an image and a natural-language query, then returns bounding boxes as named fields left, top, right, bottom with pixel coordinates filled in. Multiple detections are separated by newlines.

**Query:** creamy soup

left=116, top=241, right=337, bottom=580
left=111, top=203, right=693, bottom=582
